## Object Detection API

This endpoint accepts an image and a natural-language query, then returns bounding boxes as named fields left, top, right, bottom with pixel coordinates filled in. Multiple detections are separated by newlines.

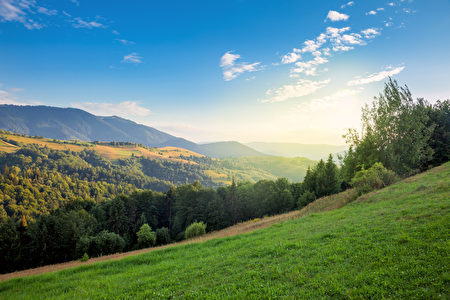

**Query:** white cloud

left=116, top=39, right=135, bottom=45
left=71, top=101, right=151, bottom=117
left=326, top=26, right=351, bottom=37
left=220, top=51, right=261, bottom=81
left=326, top=10, right=349, bottom=22
left=72, top=17, right=105, bottom=29
left=112, top=29, right=120, bottom=35
left=0, top=0, right=45, bottom=29
left=361, top=28, right=380, bottom=38
left=403, top=8, right=414, bottom=14
left=377, top=7, right=385, bottom=11
left=341, top=1, right=354, bottom=9
left=347, top=66, right=405, bottom=86
left=341, top=33, right=363, bottom=45
left=71, top=0, right=79, bottom=6
left=366, top=10, right=377, bottom=15
left=332, top=45, right=354, bottom=52
left=37, top=6, right=57, bottom=16
left=220, top=51, right=240, bottom=67
left=282, top=25, right=381, bottom=74
left=261, top=79, right=330, bottom=103
left=291, top=51, right=328, bottom=76
left=122, top=52, right=142, bottom=64
left=281, top=49, right=301, bottom=64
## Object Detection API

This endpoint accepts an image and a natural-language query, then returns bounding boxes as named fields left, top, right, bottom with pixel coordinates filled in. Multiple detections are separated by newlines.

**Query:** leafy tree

left=136, top=224, right=156, bottom=248
left=107, top=196, right=129, bottom=238
left=351, top=162, right=398, bottom=195
left=185, top=221, right=206, bottom=239
left=156, top=227, right=170, bottom=245
left=298, top=190, right=316, bottom=208
left=324, top=154, right=341, bottom=195
left=426, top=100, right=450, bottom=165
left=343, top=79, right=434, bottom=177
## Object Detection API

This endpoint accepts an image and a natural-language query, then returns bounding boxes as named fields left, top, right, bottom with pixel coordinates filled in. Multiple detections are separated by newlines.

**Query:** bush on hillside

left=185, top=221, right=207, bottom=239
left=298, top=190, right=316, bottom=208
left=80, top=253, right=89, bottom=262
left=76, top=230, right=125, bottom=258
left=351, top=162, right=398, bottom=195
left=156, top=227, right=170, bottom=245
left=137, top=224, right=156, bottom=248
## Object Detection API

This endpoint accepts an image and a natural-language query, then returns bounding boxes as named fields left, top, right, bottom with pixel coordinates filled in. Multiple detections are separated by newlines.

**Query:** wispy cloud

left=0, top=0, right=52, bottom=29
left=71, top=101, right=151, bottom=117
left=37, top=6, right=57, bottom=16
left=220, top=51, right=261, bottom=81
left=291, top=51, right=328, bottom=76
left=72, top=17, right=105, bottom=29
left=122, top=52, right=142, bottom=64
left=220, top=52, right=240, bottom=67
left=116, top=38, right=135, bottom=45
left=0, top=87, right=40, bottom=105
left=282, top=26, right=380, bottom=76
left=281, top=50, right=301, bottom=64
left=325, top=10, right=349, bottom=22
left=361, top=28, right=380, bottom=38
left=366, top=10, right=377, bottom=15
left=340, top=1, right=354, bottom=9
left=70, top=0, right=79, bottom=6
left=347, top=66, right=405, bottom=86
left=261, top=79, right=330, bottom=103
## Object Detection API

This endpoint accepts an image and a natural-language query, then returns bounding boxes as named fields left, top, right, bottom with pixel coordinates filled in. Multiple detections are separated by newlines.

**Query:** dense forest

left=0, top=80, right=448, bottom=274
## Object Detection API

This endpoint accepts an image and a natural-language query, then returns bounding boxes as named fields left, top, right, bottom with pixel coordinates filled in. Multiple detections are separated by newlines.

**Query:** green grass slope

left=1, top=163, right=449, bottom=299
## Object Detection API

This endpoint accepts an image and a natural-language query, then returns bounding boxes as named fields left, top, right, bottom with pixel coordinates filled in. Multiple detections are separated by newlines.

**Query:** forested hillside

left=0, top=131, right=318, bottom=224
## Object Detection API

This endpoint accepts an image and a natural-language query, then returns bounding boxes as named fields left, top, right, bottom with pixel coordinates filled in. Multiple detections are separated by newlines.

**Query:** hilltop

left=1, top=162, right=447, bottom=298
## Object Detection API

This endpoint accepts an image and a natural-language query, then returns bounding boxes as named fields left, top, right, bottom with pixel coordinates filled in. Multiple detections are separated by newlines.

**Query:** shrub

left=95, top=230, right=126, bottom=255
left=137, top=224, right=156, bottom=248
left=156, top=227, right=170, bottom=245
left=351, top=162, right=398, bottom=195
left=76, top=231, right=125, bottom=258
left=298, top=190, right=316, bottom=208
left=185, top=221, right=206, bottom=239
left=80, top=253, right=89, bottom=262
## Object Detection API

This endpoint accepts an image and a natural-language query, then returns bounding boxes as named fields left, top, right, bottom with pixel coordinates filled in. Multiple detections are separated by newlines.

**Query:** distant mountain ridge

left=0, top=105, right=264, bottom=158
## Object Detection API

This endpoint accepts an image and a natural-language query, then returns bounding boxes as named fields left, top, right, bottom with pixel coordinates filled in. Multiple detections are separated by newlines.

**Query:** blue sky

left=0, top=0, right=449, bottom=144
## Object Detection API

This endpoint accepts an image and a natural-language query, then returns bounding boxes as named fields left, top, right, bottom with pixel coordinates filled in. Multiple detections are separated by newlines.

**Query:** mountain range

left=0, top=105, right=263, bottom=158
left=0, top=105, right=346, bottom=160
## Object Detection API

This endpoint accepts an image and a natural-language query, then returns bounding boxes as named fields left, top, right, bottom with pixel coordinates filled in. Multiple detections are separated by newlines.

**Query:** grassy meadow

left=1, top=162, right=448, bottom=299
